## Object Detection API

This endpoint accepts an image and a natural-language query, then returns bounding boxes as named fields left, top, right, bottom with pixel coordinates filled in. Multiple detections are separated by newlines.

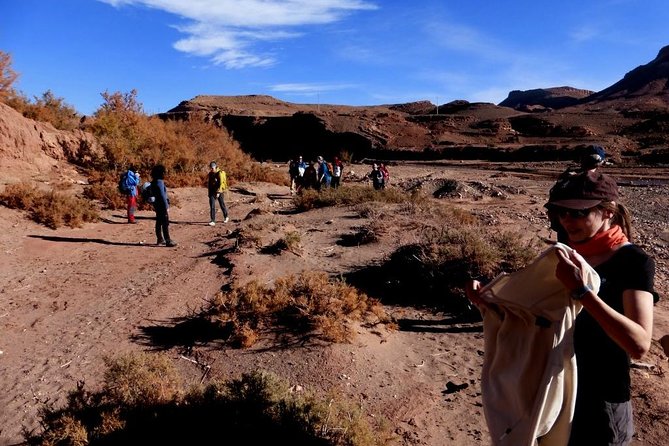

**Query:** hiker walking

left=317, top=156, right=331, bottom=190
left=150, top=164, right=176, bottom=247
left=302, top=161, right=318, bottom=190
left=379, top=163, right=390, bottom=188
left=369, top=163, right=384, bottom=190
left=207, top=161, right=229, bottom=226
left=289, top=155, right=306, bottom=194
left=120, top=167, right=140, bottom=223
left=466, top=170, right=656, bottom=445
left=331, top=156, right=344, bottom=188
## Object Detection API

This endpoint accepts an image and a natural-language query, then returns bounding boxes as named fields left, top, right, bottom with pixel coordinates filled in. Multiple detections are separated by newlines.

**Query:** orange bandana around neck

left=568, top=225, right=628, bottom=257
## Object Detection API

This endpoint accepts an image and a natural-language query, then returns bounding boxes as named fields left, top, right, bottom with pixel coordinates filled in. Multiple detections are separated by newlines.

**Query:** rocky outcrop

left=0, top=103, right=102, bottom=183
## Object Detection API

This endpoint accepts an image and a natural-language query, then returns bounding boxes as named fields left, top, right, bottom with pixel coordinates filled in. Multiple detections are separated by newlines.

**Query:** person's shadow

left=28, top=235, right=151, bottom=247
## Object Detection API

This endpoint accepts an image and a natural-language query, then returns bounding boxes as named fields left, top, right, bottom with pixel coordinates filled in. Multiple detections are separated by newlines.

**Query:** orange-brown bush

left=13, top=90, right=81, bottom=131
left=0, top=50, right=19, bottom=104
left=26, top=354, right=389, bottom=446
left=0, top=182, right=99, bottom=229
left=206, top=271, right=392, bottom=347
left=83, top=90, right=285, bottom=186
left=294, top=184, right=409, bottom=212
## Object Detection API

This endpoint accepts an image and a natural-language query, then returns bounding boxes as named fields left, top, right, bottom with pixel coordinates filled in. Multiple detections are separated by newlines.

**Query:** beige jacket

left=479, top=244, right=600, bottom=446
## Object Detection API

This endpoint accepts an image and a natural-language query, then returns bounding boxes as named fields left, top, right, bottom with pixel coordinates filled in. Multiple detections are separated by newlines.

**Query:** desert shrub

left=82, top=171, right=127, bottom=210
left=339, top=222, right=386, bottom=247
left=346, top=223, right=540, bottom=312
left=232, top=226, right=264, bottom=251
left=26, top=354, right=388, bottom=446
left=294, top=185, right=409, bottom=212
left=83, top=90, right=284, bottom=186
left=102, top=353, right=181, bottom=407
left=19, top=90, right=81, bottom=131
left=261, top=231, right=302, bottom=255
left=205, top=271, right=392, bottom=347
left=0, top=182, right=99, bottom=229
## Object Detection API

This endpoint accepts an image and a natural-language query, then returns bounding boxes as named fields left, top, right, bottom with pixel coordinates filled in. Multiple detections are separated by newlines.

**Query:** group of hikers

left=288, top=155, right=390, bottom=193
left=118, top=161, right=231, bottom=248
left=288, top=155, right=345, bottom=193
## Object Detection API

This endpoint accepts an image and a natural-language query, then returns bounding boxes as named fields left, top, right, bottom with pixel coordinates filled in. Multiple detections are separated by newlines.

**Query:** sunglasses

left=552, top=206, right=597, bottom=219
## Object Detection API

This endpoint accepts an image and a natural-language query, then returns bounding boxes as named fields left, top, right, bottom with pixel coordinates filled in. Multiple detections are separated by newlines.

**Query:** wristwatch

left=571, top=284, right=593, bottom=300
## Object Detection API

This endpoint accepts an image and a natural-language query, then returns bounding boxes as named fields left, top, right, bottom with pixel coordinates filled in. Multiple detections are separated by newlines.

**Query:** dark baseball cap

left=546, top=171, right=619, bottom=209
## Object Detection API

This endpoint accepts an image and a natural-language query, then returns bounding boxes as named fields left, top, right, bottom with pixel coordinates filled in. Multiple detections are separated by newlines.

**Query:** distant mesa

left=498, top=87, right=594, bottom=111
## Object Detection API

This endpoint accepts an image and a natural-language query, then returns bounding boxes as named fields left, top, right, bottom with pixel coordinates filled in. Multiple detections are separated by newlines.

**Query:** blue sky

left=2, top=0, right=668, bottom=115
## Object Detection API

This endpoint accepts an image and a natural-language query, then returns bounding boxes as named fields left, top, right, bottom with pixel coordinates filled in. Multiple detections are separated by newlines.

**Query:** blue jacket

left=318, top=162, right=331, bottom=181
left=152, top=179, right=169, bottom=212
left=126, top=170, right=140, bottom=197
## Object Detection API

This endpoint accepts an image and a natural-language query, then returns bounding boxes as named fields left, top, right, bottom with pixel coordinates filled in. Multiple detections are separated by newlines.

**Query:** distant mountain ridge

left=158, top=45, right=669, bottom=163
left=584, top=45, right=669, bottom=110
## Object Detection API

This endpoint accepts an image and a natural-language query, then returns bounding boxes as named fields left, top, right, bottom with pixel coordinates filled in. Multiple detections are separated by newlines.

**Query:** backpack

left=326, top=162, right=333, bottom=175
left=118, top=172, right=130, bottom=195
left=140, top=181, right=155, bottom=205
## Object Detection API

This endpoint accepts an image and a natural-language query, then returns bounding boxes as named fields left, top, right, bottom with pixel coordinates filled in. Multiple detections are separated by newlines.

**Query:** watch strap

left=571, top=284, right=593, bottom=300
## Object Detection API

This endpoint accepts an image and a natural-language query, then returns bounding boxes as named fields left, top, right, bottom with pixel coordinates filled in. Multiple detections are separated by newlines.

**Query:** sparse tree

left=0, top=50, right=19, bottom=103
left=96, top=89, right=144, bottom=116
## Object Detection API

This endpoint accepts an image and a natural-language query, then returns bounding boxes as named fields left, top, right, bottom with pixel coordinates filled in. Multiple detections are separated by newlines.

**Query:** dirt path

left=1, top=163, right=669, bottom=445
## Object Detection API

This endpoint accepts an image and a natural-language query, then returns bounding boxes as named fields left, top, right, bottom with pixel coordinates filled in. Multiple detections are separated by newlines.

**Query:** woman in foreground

left=467, top=170, right=656, bottom=445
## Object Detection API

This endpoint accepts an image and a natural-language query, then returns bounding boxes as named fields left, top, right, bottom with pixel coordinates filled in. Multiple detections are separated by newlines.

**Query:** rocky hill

left=584, top=45, right=669, bottom=111
left=158, top=45, right=669, bottom=165
left=0, top=103, right=102, bottom=184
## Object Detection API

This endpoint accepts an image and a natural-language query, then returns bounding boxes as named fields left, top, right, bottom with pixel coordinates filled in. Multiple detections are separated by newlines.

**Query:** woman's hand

left=465, top=280, right=487, bottom=311
left=555, top=248, right=588, bottom=292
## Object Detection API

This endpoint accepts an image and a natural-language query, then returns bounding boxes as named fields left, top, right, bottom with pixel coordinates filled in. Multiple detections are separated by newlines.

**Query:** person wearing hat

left=207, top=161, right=229, bottom=226
left=467, top=170, right=657, bottom=445
left=579, top=144, right=606, bottom=171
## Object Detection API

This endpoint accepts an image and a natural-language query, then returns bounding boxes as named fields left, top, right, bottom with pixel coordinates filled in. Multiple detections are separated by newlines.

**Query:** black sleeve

left=621, top=246, right=656, bottom=300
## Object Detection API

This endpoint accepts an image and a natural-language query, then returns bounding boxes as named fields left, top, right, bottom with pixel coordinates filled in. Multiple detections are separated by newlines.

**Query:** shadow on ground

left=28, top=235, right=149, bottom=247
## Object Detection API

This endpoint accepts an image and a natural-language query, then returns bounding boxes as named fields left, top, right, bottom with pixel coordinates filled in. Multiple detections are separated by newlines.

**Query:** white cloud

left=98, top=0, right=377, bottom=68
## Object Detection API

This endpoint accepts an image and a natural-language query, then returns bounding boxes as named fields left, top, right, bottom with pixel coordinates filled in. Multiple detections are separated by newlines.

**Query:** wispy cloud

left=270, top=83, right=357, bottom=95
left=98, top=0, right=377, bottom=68
left=569, top=25, right=601, bottom=43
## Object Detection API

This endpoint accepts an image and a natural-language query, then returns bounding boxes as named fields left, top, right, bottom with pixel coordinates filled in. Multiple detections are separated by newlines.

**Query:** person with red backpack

left=379, top=163, right=390, bottom=189
left=331, top=156, right=344, bottom=188
left=119, top=167, right=140, bottom=224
